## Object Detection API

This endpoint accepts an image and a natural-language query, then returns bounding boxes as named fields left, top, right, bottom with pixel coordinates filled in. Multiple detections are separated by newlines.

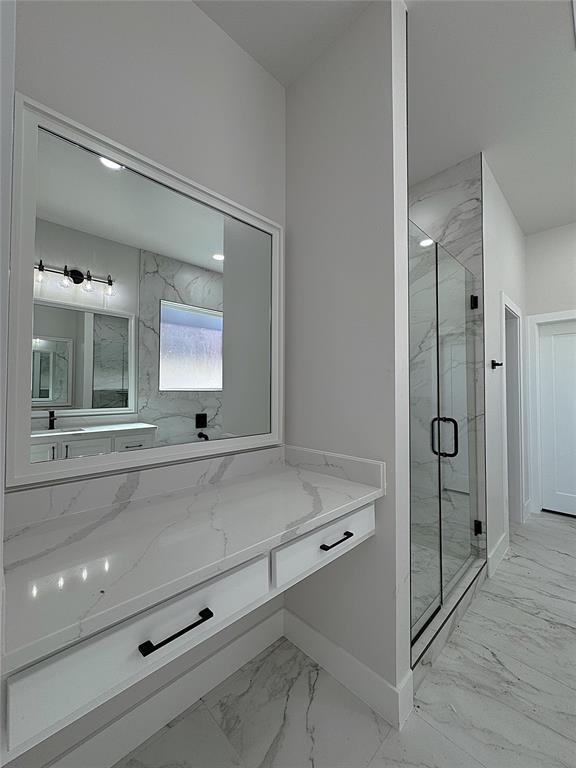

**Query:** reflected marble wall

left=93, top=314, right=129, bottom=408
left=138, top=250, right=223, bottom=447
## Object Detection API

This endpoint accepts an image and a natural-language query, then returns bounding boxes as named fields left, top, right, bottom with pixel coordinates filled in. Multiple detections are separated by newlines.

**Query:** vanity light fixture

left=57, top=576, right=64, bottom=590
left=212, top=253, right=225, bottom=262
left=31, top=584, right=38, bottom=599
left=81, top=567, right=88, bottom=582
left=99, top=156, right=123, bottom=170
left=34, top=262, right=114, bottom=296
left=419, top=238, right=434, bottom=247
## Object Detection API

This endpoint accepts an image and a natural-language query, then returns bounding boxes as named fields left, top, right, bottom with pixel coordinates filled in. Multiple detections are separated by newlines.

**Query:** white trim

left=488, top=529, right=509, bottom=576
left=47, top=610, right=284, bottom=768
left=527, top=309, right=576, bottom=517
left=7, top=95, right=284, bottom=487
left=500, top=293, right=526, bottom=524
left=284, top=609, right=413, bottom=729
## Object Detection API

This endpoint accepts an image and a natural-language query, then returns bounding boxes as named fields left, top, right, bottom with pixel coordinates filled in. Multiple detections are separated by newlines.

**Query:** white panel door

left=540, top=320, right=576, bottom=516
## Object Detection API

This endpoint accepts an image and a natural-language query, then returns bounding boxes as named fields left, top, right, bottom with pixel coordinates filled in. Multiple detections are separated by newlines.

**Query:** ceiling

left=408, top=0, right=576, bottom=235
left=196, top=0, right=369, bottom=85
left=197, top=0, right=575, bottom=236
left=37, top=130, right=225, bottom=273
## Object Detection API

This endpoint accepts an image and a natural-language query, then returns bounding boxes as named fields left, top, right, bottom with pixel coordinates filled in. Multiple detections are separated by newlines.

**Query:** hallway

left=115, top=512, right=576, bottom=768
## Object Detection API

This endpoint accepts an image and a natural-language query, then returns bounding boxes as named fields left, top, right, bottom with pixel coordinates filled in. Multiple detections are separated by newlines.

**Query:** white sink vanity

left=2, top=97, right=385, bottom=766
left=29, top=423, right=158, bottom=462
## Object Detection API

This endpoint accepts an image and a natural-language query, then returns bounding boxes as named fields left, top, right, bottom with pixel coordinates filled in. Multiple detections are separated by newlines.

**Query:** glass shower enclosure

left=409, top=220, right=486, bottom=642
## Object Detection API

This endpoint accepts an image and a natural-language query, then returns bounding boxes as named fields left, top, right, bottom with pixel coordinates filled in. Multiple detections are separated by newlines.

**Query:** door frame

left=527, top=309, right=576, bottom=517
left=501, top=296, right=524, bottom=525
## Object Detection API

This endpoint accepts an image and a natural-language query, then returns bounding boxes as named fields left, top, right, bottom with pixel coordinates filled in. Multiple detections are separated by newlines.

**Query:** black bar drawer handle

left=320, top=531, right=354, bottom=552
left=124, top=443, right=143, bottom=449
left=138, top=607, right=214, bottom=657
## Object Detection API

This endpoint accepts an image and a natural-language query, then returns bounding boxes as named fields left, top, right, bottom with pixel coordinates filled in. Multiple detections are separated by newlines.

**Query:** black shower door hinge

left=470, top=294, right=479, bottom=310
left=474, top=519, right=483, bottom=536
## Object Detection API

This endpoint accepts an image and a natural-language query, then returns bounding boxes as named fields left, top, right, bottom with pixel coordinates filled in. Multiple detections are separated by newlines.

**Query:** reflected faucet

left=48, top=411, right=56, bottom=430
left=197, top=431, right=209, bottom=441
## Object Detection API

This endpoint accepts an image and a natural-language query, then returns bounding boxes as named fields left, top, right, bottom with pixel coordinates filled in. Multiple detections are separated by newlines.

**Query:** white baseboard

left=48, top=610, right=284, bottom=768
left=284, top=609, right=412, bottom=729
left=488, top=530, right=509, bottom=577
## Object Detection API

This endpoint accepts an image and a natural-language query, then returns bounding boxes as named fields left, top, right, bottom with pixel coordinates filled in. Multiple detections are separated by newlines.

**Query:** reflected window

left=159, top=301, right=223, bottom=391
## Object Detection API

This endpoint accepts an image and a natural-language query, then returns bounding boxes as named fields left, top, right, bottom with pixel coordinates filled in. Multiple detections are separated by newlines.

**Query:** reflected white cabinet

left=30, top=424, right=158, bottom=463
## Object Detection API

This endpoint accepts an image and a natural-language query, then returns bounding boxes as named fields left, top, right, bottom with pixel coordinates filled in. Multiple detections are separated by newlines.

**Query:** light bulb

left=60, top=266, right=72, bottom=288
left=419, top=238, right=434, bottom=247
left=82, top=567, right=88, bottom=582
left=100, top=157, right=123, bottom=170
left=105, top=275, right=114, bottom=297
left=31, top=584, right=38, bottom=598
left=212, top=253, right=225, bottom=262
left=104, top=559, right=110, bottom=573
left=58, top=576, right=64, bottom=590
left=83, top=271, right=95, bottom=292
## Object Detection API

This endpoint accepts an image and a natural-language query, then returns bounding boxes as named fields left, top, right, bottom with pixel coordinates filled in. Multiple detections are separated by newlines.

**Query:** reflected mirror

left=28, top=127, right=274, bottom=465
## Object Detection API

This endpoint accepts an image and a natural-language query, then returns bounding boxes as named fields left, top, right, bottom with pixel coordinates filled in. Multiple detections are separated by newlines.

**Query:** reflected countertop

left=3, top=457, right=383, bottom=673
left=30, top=422, right=158, bottom=439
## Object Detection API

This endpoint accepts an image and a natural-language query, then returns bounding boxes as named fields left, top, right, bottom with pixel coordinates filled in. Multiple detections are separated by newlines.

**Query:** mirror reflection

left=30, top=129, right=272, bottom=462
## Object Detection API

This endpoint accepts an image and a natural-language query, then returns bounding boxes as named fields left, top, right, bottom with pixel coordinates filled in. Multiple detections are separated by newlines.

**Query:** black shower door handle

left=440, top=417, right=459, bottom=458
left=430, top=417, right=440, bottom=456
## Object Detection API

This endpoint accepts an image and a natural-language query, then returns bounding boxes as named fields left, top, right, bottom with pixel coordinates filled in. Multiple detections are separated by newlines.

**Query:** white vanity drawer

left=115, top=433, right=156, bottom=452
left=271, top=504, right=375, bottom=589
left=62, top=436, right=112, bottom=459
left=30, top=442, right=57, bottom=463
left=7, top=556, right=269, bottom=751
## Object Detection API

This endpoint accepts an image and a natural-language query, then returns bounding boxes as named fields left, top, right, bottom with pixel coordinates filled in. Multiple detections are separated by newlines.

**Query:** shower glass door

left=410, top=223, right=481, bottom=642
left=437, top=244, right=478, bottom=593
left=409, top=222, right=442, bottom=638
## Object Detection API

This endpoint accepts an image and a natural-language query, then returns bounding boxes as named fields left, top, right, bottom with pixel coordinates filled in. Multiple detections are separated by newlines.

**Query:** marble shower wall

left=409, top=154, right=486, bottom=543
left=138, top=250, right=223, bottom=447
left=93, top=313, right=129, bottom=408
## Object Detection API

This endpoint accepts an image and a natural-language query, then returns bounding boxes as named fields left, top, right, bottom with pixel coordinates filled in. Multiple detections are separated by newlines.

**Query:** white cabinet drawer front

left=272, top=504, right=375, bottom=589
left=7, top=556, right=269, bottom=751
left=62, top=437, right=112, bottom=459
left=30, top=442, right=57, bottom=463
left=115, top=433, right=156, bottom=452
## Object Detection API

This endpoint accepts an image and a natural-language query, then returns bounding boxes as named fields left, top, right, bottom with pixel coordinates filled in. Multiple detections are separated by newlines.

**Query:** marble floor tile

left=112, top=702, right=243, bottom=768
left=203, top=638, right=391, bottom=768
left=368, top=713, right=485, bottom=767
left=415, top=630, right=576, bottom=768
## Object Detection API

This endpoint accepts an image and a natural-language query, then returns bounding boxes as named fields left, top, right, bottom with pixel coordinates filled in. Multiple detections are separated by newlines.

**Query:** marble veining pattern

left=3, top=453, right=383, bottom=671
left=138, top=250, right=224, bottom=447
left=114, top=512, right=576, bottom=768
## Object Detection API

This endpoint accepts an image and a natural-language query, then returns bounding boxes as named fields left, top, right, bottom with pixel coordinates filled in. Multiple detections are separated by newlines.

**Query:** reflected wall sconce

left=35, top=260, right=114, bottom=296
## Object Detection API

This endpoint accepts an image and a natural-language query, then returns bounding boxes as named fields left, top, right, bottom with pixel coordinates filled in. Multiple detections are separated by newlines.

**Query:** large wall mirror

left=7, top=98, right=282, bottom=485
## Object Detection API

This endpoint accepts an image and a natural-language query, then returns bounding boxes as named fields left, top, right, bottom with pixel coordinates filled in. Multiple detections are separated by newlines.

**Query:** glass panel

left=437, top=244, right=477, bottom=593
left=159, top=302, right=223, bottom=391
left=409, top=221, right=441, bottom=637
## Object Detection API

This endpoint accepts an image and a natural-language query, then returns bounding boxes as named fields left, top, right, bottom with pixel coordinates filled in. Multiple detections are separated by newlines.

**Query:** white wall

left=15, top=0, right=285, bottom=226
left=10, top=1, right=286, bottom=760
left=284, top=2, right=411, bottom=726
left=1, top=0, right=16, bottom=743
left=482, top=157, right=526, bottom=570
left=525, top=222, right=576, bottom=315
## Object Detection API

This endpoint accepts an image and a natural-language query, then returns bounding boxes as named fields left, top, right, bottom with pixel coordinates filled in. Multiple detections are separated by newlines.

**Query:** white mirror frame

left=6, top=95, right=284, bottom=487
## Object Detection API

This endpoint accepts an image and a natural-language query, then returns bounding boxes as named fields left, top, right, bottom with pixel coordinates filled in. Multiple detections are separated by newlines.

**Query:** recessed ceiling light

left=212, top=253, right=225, bottom=262
left=100, top=157, right=123, bottom=170
left=419, top=238, right=434, bottom=247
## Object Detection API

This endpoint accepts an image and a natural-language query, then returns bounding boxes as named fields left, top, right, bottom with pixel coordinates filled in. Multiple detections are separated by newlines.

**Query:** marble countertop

left=31, top=422, right=158, bottom=439
left=4, top=462, right=382, bottom=672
